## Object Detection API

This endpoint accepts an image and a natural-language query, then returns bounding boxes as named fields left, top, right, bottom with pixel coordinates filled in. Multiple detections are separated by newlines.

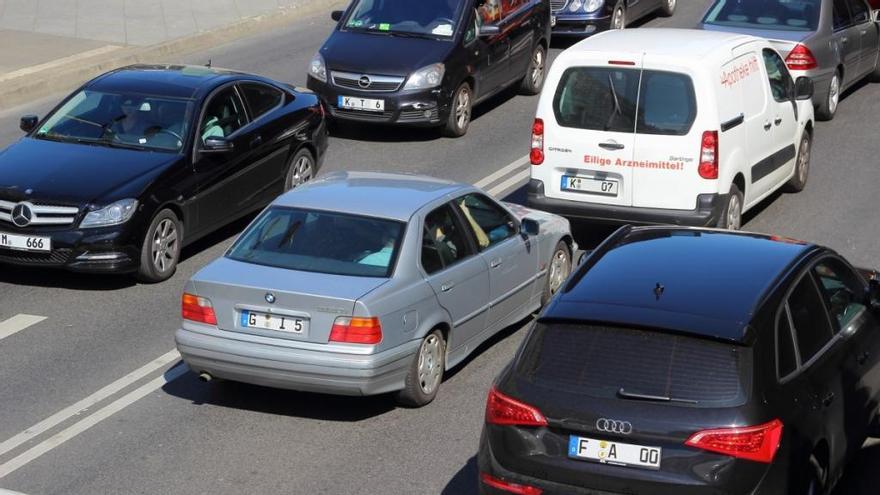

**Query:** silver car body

left=175, top=171, right=574, bottom=396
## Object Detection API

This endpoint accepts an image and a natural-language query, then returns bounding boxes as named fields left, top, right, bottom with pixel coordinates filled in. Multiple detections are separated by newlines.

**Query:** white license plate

left=568, top=436, right=661, bottom=470
left=561, top=175, right=619, bottom=197
left=241, top=310, right=308, bottom=334
left=338, top=95, right=385, bottom=112
left=0, top=232, right=51, bottom=252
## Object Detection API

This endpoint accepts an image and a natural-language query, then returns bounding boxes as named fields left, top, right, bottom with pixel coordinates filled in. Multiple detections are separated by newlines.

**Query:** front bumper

left=175, top=326, right=419, bottom=396
left=0, top=224, right=140, bottom=273
left=526, top=180, right=726, bottom=227
left=551, top=12, right=612, bottom=37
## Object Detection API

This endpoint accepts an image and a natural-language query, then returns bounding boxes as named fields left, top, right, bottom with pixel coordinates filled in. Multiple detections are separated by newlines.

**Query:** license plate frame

left=568, top=436, right=662, bottom=471
left=240, top=310, right=309, bottom=335
left=561, top=175, right=619, bottom=197
left=338, top=95, right=385, bottom=112
left=0, top=231, right=52, bottom=252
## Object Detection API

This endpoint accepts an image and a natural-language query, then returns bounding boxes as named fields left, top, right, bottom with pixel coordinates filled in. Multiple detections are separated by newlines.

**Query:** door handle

left=858, top=351, right=870, bottom=365
left=490, top=258, right=503, bottom=268
left=599, top=141, right=625, bottom=151
left=822, top=392, right=836, bottom=407
left=774, top=117, right=783, bottom=126
left=764, top=121, right=772, bottom=131
left=250, top=136, right=263, bottom=148
left=441, top=282, right=455, bottom=292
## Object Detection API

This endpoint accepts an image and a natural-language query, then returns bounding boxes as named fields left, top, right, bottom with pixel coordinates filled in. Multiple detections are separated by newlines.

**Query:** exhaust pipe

left=198, top=372, right=213, bottom=383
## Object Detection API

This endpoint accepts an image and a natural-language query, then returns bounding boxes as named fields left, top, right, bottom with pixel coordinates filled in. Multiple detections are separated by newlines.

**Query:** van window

left=553, top=67, right=696, bottom=136
left=703, top=0, right=821, bottom=32
left=762, top=49, right=794, bottom=102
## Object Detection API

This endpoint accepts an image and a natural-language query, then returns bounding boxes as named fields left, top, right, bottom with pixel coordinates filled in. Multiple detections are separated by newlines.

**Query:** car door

left=420, top=203, right=490, bottom=353
left=502, top=0, right=536, bottom=84
left=845, top=0, right=879, bottom=77
left=832, top=0, right=862, bottom=87
left=474, top=0, right=512, bottom=96
left=452, top=192, right=536, bottom=331
left=236, top=81, right=291, bottom=205
left=753, top=49, right=798, bottom=199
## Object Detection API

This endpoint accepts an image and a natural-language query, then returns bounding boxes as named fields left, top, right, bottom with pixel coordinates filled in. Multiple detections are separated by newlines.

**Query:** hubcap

left=727, top=196, right=742, bottom=230
left=829, top=75, right=840, bottom=115
left=548, top=249, right=570, bottom=294
left=798, top=136, right=810, bottom=183
left=667, top=0, right=676, bottom=10
left=290, top=155, right=313, bottom=188
left=455, top=88, right=471, bottom=130
left=151, top=218, right=178, bottom=273
left=531, top=48, right=545, bottom=87
left=612, top=7, right=625, bottom=29
left=417, top=334, right=443, bottom=395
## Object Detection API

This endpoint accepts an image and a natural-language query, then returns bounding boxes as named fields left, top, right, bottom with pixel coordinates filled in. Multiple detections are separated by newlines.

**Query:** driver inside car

left=110, top=98, right=155, bottom=140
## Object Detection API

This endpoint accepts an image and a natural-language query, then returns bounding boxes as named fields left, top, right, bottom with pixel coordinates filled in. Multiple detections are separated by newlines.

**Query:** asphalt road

left=1, top=2, right=880, bottom=494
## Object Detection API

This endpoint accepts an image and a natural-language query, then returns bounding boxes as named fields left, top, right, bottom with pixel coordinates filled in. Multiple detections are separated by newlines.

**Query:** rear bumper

left=551, top=13, right=612, bottom=37
left=175, top=326, right=418, bottom=396
left=526, top=180, right=726, bottom=227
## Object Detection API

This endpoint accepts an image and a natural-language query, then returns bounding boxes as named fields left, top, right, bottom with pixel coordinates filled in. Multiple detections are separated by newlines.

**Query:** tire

left=717, top=184, right=744, bottom=231
left=519, top=43, right=547, bottom=96
left=443, top=83, right=472, bottom=138
left=284, top=148, right=316, bottom=192
left=804, top=454, right=826, bottom=495
left=870, top=53, right=880, bottom=82
left=784, top=131, right=811, bottom=193
left=541, top=240, right=571, bottom=306
left=610, top=1, right=626, bottom=29
left=137, top=209, right=182, bottom=283
left=397, top=329, right=446, bottom=407
left=658, top=0, right=676, bottom=16
left=816, top=71, right=840, bottom=121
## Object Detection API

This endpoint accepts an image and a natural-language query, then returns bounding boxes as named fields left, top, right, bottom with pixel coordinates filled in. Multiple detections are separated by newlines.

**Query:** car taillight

left=685, top=419, right=783, bottom=464
left=181, top=293, right=217, bottom=325
left=699, top=130, right=719, bottom=180
left=530, top=118, right=544, bottom=165
left=485, top=386, right=547, bottom=427
left=785, top=44, right=818, bottom=71
left=480, top=473, right=543, bottom=495
left=329, top=317, right=382, bottom=344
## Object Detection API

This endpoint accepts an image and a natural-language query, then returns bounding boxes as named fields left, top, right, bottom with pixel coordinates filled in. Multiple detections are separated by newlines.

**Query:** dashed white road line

left=475, top=155, right=529, bottom=190
left=488, top=169, right=531, bottom=198
left=0, top=315, right=47, bottom=342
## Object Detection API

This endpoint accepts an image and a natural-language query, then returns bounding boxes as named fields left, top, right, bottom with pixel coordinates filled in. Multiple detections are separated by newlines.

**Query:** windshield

left=35, top=89, right=193, bottom=152
left=702, top=0, right=821, bottom=32
left=227, top=207, right=406, bottom=278
left=343, top=0, right=465, bottom=38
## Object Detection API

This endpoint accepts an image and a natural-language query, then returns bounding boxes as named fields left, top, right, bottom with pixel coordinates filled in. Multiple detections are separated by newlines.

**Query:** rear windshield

left=553, top=67, right=696, bottom=136
left=702, top=0, right=820, bottom=32
left=226, top=207, right=405, bottom=278
left=516, top=323, right=751, bottom=407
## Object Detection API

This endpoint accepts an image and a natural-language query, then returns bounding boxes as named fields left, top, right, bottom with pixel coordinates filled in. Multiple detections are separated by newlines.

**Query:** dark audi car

left=479, top=226, right=880, bottom=494
left=307, top=0, right=551, bottom=137
left=0, top=64, right=327, bottom=282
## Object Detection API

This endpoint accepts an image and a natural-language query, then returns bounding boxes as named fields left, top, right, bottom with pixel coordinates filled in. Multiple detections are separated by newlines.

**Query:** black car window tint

left=788, top=275, right=835, bottom=362
left=846, top=0, right=870, bottom=22
left=455, top=193, right=516, bottom=251
left=777, top=307, right=799, bottom=378
left=833, top=0, right=853, bottom=30
left=421, top=226, right=445, bottom=275
left=553, top=67, right=639, bottom=133
left=200, top=87, right=247, bottom=142
left=812, top=258, right=867, bottom=330
left=240, top=83, right=283, bottom=120
left=762, top=49, right=794, bottom=103
left=637, top=71, right=697, bottom=136
left=423, top=205, right=470, bottom=269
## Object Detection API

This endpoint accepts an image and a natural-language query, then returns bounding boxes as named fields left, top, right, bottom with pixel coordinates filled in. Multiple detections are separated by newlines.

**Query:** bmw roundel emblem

left=265, top=293, right=276, bottom=304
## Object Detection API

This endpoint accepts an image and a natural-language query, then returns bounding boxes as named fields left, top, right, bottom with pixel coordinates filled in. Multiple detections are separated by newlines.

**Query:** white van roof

left=566, top=28, right=760, bottom=60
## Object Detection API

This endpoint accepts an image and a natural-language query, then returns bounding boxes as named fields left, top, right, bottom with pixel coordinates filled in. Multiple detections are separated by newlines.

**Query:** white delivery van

left=527, top=28, right=815, bottom=229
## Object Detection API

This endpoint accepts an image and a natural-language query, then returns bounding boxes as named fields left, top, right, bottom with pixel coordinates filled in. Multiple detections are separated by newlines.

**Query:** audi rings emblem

left=265, top=293, right=276, bottom=304
left=596, top=418, right=633, bottom=435
left=11, top=202, right=34, bottom=228
left=358, top=75, right=372, bottom=88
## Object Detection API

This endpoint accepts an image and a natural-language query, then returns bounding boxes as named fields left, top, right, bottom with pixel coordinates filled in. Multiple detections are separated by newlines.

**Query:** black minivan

left=307, top=0, right=551, bottom=137
left=478, top=226, right=880, bottom=494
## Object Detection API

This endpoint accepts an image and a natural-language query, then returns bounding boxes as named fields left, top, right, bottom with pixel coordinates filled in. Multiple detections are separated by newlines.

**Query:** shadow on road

left=443, top=455, right=478, bottom=495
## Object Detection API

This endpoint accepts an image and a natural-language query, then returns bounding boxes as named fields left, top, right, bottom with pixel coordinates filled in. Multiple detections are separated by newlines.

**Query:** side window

left=454, top=193, right=516, bottom=251
left=847, top=0, right=870, bottom=23
left=788, top=275, right=835, bottom=363
left=239, top=83, right=283, bottom=120
left=200, top=87, right=247, bottom=143
left=812, top=258, right=867, bottom=330
left=762, top=49, right=793, bottom=103
left=833, top=0, right=853, bottom=30
left=422, top=205, right=472, bottom=274
left=777, top=308, right=799, bottom=379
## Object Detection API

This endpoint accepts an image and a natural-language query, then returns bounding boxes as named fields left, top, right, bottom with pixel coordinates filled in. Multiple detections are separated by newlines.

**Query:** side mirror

left=520, top=218, right=540, bottom=236
left=20, top=115, right=38, bottom=133
left=331, top=10, right=344, bottom=22
left=479, top=25, right=501, bottom=37
left=202, top=136, right=234, bottom=153
left=795, top=76, right=814, bottom=101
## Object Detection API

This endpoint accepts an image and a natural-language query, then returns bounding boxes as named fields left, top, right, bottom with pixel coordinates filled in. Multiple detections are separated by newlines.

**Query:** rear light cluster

left=480, top=473, right=543, bottom=495
left=181, top=293, right=217, bottom=325
left=485, top=386, right=547, bottom=427
left=530, top=118, right=544, bottom=165
left=686, top=419, right=783, bottom=464
left=329, top=317, right=383, bottom=344
left=785, top=44, right=818, bottom=71
left=698, top=130, right=719, bottom=180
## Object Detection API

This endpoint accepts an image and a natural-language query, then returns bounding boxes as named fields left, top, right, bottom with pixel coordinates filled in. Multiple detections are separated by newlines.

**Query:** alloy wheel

left=417, top=334, right=443, bottom=395
left=828, top=74, right=840, bottom=116
left=455, top=87, right=471, bottom=131
left=531, top=48, right=545, bottom=88
left=151, top=218, right=178, bottom=273
left=797, top=135, right=810, bottom=185
left=290, top=155, right=313, bottom=188
left=612, top=6, right=625, bottom=29
left=667, top=0, right=676, bottom=11
left=548, top=248, right=571, bottom=294
left=727, top=195, right=742, bottom=230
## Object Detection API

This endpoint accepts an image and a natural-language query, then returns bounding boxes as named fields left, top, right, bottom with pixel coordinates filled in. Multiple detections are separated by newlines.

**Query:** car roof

left=567, top=28, right=759, bottom=60
left=271, top=171, right=470, bottom=222
left=548, top=227, right=816, bottom=343
left=86, top=64, right=255, bottom=99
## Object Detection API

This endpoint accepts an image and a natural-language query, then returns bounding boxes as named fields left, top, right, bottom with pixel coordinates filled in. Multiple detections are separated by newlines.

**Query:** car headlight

left=309, top=53, right=327, bottom=83
left=80, top=199, right=138, bottom=228
left=569, top=0, right=602, bottom=12
left=403, top=63, right=445, bottom=90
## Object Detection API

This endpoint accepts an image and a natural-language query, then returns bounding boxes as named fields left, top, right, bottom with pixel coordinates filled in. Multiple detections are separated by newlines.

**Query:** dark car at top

left=550, top=0, right=676, bottom=37
left=478, top=226, right=880, bottom=494
left=307, top=0, right=551, bottom=137
left=0, top=64, right=327, bottom=282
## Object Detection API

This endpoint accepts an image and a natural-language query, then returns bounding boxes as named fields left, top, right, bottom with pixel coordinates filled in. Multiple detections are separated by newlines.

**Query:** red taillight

left=530, top=118, right=544, bottom=165
left=485, top=386, right=547, bottom=427
left=685, top=419, right=783, bottom=464
left=181, top=293, right=217, bottom=325
left=698, top=130, right=719, bottom=180
left=785, top=44, right=818, bottom=71
left=480, top=473, right=543, bottom=495
left=329, top=317, right=382, bottom=344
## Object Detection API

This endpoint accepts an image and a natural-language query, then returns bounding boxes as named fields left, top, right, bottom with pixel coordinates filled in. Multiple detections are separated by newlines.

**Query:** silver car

left=699, top=0, right=880, bottom=121
left=175, top=172, right=575, bottom=407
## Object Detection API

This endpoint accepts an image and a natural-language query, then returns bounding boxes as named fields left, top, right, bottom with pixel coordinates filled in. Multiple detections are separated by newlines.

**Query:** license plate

left=338, top=95, right=385, bottom=112
left=551, top=15, right=556, bottom=27
left=561, top=175, right=619, bottom=197
left=241, top=310, right=308, bottom=334
left=568, top=436, right=662, bottom=470
left=0, top=232, right=51, bottom=252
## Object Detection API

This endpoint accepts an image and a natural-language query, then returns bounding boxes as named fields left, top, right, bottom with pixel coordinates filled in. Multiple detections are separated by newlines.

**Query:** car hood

left=0, top=138, right=180, bottom=205
left=320, top=30, right=454, bottom=76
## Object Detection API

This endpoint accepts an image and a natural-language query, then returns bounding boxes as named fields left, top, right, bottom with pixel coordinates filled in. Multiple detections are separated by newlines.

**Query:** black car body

left=306, top=0, right=551, bottom=136
left=478, top=226, right=880, bottom=494
left=550, top=0, right=675, bottom=37
left=0, top=64, right=328, bottom=282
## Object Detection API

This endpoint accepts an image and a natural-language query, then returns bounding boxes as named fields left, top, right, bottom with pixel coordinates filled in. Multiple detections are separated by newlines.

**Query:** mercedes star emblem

left=11, top=202, right=34, bottom=228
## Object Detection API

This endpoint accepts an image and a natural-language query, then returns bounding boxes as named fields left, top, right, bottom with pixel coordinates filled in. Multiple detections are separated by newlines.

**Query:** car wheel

left=816, top=71, right=840, bottom=121
left=137, top=209, right=182, bottom=283
left=520, top=44, right=547, bottom=96
left=611, top=2, right=626, bottom=29
left=804, top=455, right=826, bottom=495
left=659, top=0, right=676, bottom=16
left=397, top=329, right=446, bottom=407
left=870, top=55, right=880, bottom=82
left=717, top=184, right=743, bottom=231
left=784, top=131, right=811, bottom=193
left=284, top=148, right=315, bottom=191
left=443, top=83, right=472, bottom=138
left=541, top=240, right=571, bottom=306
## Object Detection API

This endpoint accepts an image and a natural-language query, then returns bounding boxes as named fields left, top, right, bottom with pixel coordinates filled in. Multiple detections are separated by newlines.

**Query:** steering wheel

left=147, top=128, right=184, bottom=143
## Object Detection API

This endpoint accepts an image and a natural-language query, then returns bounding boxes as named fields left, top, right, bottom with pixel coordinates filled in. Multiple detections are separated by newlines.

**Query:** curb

left=0, top=0, right=346, bottom=110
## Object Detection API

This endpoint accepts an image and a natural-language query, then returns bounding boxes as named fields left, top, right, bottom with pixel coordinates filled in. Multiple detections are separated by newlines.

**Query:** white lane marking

left=488, top=169, right=531, bottom=198
left=0, top=46, right=123, bottom=83
left=0, top=350, right=180, bottom=459
left=0, top=315, right=47, bottom=342
left=0, top=364, right=189, bottom=480
left=475, top=155, right=529, bottom=189
left=0, top=489, right=30, bottom=494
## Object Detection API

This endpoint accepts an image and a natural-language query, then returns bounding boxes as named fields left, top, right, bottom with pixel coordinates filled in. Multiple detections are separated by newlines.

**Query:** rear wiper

left=604, top=74, right=624, bottom=131
left=617, top=388, right=699, bottom=405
